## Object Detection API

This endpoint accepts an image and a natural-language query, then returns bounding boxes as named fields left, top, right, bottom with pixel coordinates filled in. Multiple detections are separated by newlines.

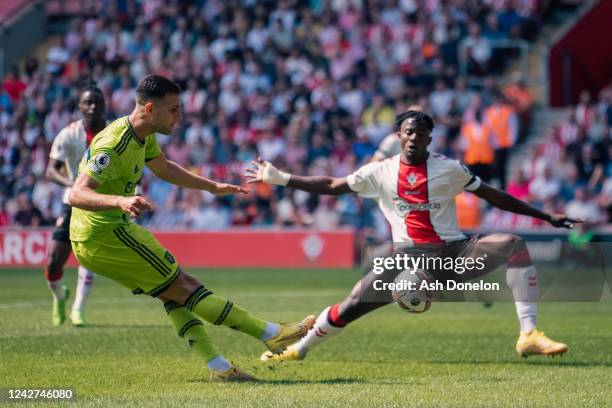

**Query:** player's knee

left=488, top=233, right=524, bottom=255
left=494, top=233, right=522, bottom=245
left=160, top=269, right=204, bottom=304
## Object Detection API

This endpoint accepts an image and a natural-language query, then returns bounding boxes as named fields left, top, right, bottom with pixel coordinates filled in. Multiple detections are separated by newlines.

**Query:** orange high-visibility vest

left=485, top=105, right=514, bottom=148
left=455, top=191, right=481, bottom=229
left=461, top=122, right=494, bottom=165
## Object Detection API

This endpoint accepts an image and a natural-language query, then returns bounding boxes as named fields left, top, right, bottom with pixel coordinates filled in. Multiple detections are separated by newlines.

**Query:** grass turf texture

left=1, top=268, right=611, bottom=407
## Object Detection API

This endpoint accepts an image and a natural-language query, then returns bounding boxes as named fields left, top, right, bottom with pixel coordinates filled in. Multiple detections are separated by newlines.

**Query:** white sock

left=207, top=355, right=232, bottom=372
left=515, top=302, right=537, bottom=333
left=259, top=322, right=280, bottom=341
left=47, top=277, right=65, bottom=300
left=72, top=266, right=95, bottom=314
left=507, top=265, right=539, bottom=333
left=287, top=306, right=344, bottom=355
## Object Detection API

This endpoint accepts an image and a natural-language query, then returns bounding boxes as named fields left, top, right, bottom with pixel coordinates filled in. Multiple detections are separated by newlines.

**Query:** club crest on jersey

left=406, top=172, right=418, bottom=187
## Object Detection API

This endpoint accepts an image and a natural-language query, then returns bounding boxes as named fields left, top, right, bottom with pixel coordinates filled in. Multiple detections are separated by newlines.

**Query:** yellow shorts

left=72, top=223, right=179, bottom=297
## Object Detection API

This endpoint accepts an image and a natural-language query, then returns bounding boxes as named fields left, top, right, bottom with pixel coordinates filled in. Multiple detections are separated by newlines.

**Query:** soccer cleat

left=70, top=309, right=86, bottom=327
left=260, top=347, right=305, bottom=362
left=209, top=365, right=257, bottom=382
left=516, top=330, right=568, bottom=357
left=52, top=286, right=69, bottom=326
left=263, top=315, right=315, bottom=354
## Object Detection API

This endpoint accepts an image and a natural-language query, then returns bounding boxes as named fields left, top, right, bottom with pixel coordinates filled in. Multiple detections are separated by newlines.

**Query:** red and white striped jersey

left=50, top=120, right=88, bottom=204
left=49, top=120, right=105, bottom=203
left=347, top=153, right=481, bottom=244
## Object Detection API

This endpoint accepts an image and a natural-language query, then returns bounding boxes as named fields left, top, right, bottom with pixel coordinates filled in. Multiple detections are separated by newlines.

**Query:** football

left=391, top=269, right=433, bottom=313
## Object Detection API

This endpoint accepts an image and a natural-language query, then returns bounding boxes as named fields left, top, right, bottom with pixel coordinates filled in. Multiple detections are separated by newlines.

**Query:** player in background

left=44, top=84, right=106, bottom=326
left=68, top=74, right=314, bottom=382
left=246, top=110, right=580, bottom=362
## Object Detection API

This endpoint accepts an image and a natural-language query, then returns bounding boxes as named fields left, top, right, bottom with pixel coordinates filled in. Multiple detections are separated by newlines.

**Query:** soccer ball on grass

left=391, top=269, right=433, bottom=313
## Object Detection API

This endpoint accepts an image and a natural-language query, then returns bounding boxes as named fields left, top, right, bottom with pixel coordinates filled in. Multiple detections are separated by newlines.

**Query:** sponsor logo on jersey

left=393, top=197, right=440, bottom=217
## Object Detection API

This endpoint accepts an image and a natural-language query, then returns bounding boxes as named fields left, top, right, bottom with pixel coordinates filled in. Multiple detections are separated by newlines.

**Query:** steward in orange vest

left=484, top=93, right=518, bottom=189
left=460, top=110, right=494, bottom=183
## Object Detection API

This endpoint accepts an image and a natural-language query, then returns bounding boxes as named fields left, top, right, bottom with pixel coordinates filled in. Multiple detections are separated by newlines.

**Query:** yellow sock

left=184, top=285, right=267, bottom=339
left=164, top=301, right=219, bottom=363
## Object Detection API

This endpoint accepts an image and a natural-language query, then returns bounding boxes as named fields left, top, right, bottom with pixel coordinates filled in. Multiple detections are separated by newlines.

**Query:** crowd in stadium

left=0, top=0, right=609, bottom=236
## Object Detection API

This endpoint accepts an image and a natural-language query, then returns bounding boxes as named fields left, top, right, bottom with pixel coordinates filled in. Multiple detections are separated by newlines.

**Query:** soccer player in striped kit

left=247, top=110, right=580, bottom=362
left=44, top=83, right=106, bottom=326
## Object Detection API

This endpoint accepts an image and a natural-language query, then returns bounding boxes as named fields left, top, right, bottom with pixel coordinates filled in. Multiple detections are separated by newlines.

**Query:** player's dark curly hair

left=78, top=79, right=103, bottom=98
left=395, top=110, right=435, bottom=132
left=136, top=74, right=181, bottom=103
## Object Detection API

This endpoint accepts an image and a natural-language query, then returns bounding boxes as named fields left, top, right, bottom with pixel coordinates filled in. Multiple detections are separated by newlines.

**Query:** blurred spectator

left=182, top=78, right=206, bottom=116
left=429, top=79, right=455, bottom=119
left=111, top=76, right=136, bottom=116
left=574, top=90, right=595, bottom=128
left=565, top=187, right=603, bottom=225
left=2, top=67, right=26, bottom=103
left=503, top=76, right=533, bottom=138
left=459, top=23, right=492, bottom=76
left=0, top=200, right=10, bottom=226
left=529, top=167, right=560, bottom=204
left=311, top=196, right=341, bottom=230
left=506, top=169, right=531, bottom=200
left=165, top=137, right=191, bottom=167
left=13, top=193, right=46, bottom=227
left=188, top=198, right=232, bottom=230
left=275, top=190, right=303, bottom=227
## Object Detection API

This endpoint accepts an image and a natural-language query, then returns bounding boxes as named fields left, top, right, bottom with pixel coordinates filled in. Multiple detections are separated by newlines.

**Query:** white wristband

left=262, top=161, right=291, bottom=186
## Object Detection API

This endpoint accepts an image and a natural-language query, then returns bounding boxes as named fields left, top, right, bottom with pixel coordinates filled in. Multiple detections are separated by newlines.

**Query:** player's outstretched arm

left=245, top=157, right=353, bottom=196
left=471, top=182, right=582, bottom=228
left=146, top=152, right=248, bottom=196
left=69, top=173, right=151, bottom=217
left=45, top=158, right=73, bottom=187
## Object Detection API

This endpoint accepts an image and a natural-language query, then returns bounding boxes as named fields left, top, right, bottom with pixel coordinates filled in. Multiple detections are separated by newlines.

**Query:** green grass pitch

left=1, top=268, right=611, bottom=407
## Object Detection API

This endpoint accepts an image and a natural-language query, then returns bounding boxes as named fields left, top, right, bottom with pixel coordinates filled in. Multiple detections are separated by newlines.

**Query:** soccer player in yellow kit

left=69, top=74, right=314, bottom=382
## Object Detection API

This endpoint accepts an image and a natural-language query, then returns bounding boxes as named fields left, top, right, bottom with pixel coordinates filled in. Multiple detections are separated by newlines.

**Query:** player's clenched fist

left=117, top=196, right=152, bottom=217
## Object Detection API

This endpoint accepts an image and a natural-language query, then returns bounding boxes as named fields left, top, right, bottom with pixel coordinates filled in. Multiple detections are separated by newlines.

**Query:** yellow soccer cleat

left=209, top=365, right=257, bottom=382
left=516, top=330, right=568, bottom=358
left=70, top=309, right=86, bottom=327
left=263, top=315, right=315, bottom=354
left=260, top=347, right=305, bottom=362
left=52, top=286, right=69, bottom=326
